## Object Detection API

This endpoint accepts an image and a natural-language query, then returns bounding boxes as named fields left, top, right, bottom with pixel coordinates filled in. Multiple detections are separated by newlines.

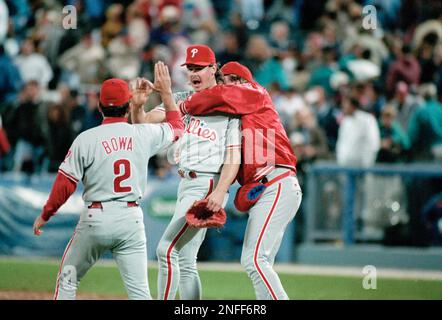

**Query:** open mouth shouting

left=190, top=76, right=203, bottom=89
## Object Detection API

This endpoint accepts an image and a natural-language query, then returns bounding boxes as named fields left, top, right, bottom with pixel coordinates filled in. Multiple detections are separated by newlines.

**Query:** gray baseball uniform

left=155, top=92, right=241, bottom=300
left=54, top=119, right=175, bottom=300
left=241, top=167, right=302, bottom=300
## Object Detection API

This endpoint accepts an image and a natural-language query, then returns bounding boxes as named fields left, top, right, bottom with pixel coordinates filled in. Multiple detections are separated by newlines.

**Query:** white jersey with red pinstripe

left=156, top=91, right=241, bottom=173
left=178, top=114, right=241, bottom=173
left=155, top=92, right=241, bottom=300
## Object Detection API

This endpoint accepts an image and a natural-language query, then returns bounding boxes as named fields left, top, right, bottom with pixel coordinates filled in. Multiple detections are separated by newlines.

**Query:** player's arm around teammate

left=205, top=124, right=242, bottom=212
left=179, top=62, right=303, bottom=300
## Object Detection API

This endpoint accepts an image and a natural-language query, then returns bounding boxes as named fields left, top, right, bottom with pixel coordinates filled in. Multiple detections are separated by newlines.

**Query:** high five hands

left=131, top=77, right=154, bottom=108
left=131, top=61, right=172, bottom=107
left=152, top=61, right=173, bottom=96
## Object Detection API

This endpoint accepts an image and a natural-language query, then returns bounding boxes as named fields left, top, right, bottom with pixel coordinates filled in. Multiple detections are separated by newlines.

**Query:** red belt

left=178, top=169, right=197, bottom=179
left=260, top=170, right=295, bottom=186
left=88, top=201, right=139, bottom=209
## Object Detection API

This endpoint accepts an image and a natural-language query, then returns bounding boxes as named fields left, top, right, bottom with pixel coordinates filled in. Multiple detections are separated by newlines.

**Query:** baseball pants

left=156, top=173, right=227, bottom=300
left=241, top=168, right=302, bottom=300
left=54, top=201, right=151, bottom=300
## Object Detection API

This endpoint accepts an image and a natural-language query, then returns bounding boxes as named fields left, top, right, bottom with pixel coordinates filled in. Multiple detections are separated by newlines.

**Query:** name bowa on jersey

left=102, top=136, right=134, bottom=155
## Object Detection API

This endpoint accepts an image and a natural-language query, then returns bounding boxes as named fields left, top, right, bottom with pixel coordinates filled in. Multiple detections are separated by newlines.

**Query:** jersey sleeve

left=182, top=84, right=263, bottom=116
left=152, top=105, right=166, bottom=113
left=58, top=137, right=83, bottom=183
left=226, top=118, right=242, bottom=150
left=158, top=91, right=193, bottom=111
left=138, top=123, right=176, bottom=156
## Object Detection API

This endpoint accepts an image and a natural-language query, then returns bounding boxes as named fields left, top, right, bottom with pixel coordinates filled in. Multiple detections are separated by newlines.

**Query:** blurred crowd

left=0, top=0, right=441, bottom=246
left=0, top=0, right=441, bottom=179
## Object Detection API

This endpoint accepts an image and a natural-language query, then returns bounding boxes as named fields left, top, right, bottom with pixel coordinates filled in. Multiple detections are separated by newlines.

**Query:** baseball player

left=32, top=68, right=184, bottom=300
left=131, top=46, right=241, bottom=300
left=180, top=61, right=302, bottom=300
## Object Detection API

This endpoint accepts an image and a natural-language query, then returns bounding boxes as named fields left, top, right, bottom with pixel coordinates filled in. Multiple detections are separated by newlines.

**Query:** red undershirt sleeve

left=166, top=110, right=185, bottom=141
left=40, top=172, right=78, bottom=222
left=183, top=85, right=262, bottom=116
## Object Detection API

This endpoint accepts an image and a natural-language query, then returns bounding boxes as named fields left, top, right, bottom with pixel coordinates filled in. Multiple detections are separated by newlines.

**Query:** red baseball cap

left=221, top=61, right=255, bottom=83
left=181, top=44, right=216, bottom=66
left=100, top=78, right=132, bottom=107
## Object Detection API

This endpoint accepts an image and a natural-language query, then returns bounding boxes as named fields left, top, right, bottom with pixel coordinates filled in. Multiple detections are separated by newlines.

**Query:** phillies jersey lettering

left=158, top=91, right=241, bottom=173
left=178, top=115, right=240, bottom=173
left=185, top=118, right=218, bottom=142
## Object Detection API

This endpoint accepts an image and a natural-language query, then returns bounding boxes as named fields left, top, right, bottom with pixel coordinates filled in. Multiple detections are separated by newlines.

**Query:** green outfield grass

left=0, top=258, right=441, bottom=299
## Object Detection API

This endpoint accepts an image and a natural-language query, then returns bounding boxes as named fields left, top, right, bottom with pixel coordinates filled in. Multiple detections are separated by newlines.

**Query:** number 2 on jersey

left=114, top=159, right=132, bottom=192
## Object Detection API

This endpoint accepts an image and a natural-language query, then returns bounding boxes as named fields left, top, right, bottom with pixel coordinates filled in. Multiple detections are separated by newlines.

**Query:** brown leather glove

left=185, top=199, right=226, bottom=228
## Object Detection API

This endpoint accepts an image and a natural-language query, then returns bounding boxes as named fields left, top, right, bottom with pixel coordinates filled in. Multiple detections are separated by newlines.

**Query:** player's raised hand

left=33, top=215, right=47, bottom=236
left=131, top=77, right=154, bottom=108
left=153, top=61, right=173, bottom=96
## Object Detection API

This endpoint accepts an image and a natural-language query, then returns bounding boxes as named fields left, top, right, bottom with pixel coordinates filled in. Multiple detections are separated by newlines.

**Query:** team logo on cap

left=191, top=48, right=198, bottom=58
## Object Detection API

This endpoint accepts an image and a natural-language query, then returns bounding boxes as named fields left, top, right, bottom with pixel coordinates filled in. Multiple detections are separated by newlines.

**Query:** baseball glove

left=185, top=199, right=227, bottom=228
